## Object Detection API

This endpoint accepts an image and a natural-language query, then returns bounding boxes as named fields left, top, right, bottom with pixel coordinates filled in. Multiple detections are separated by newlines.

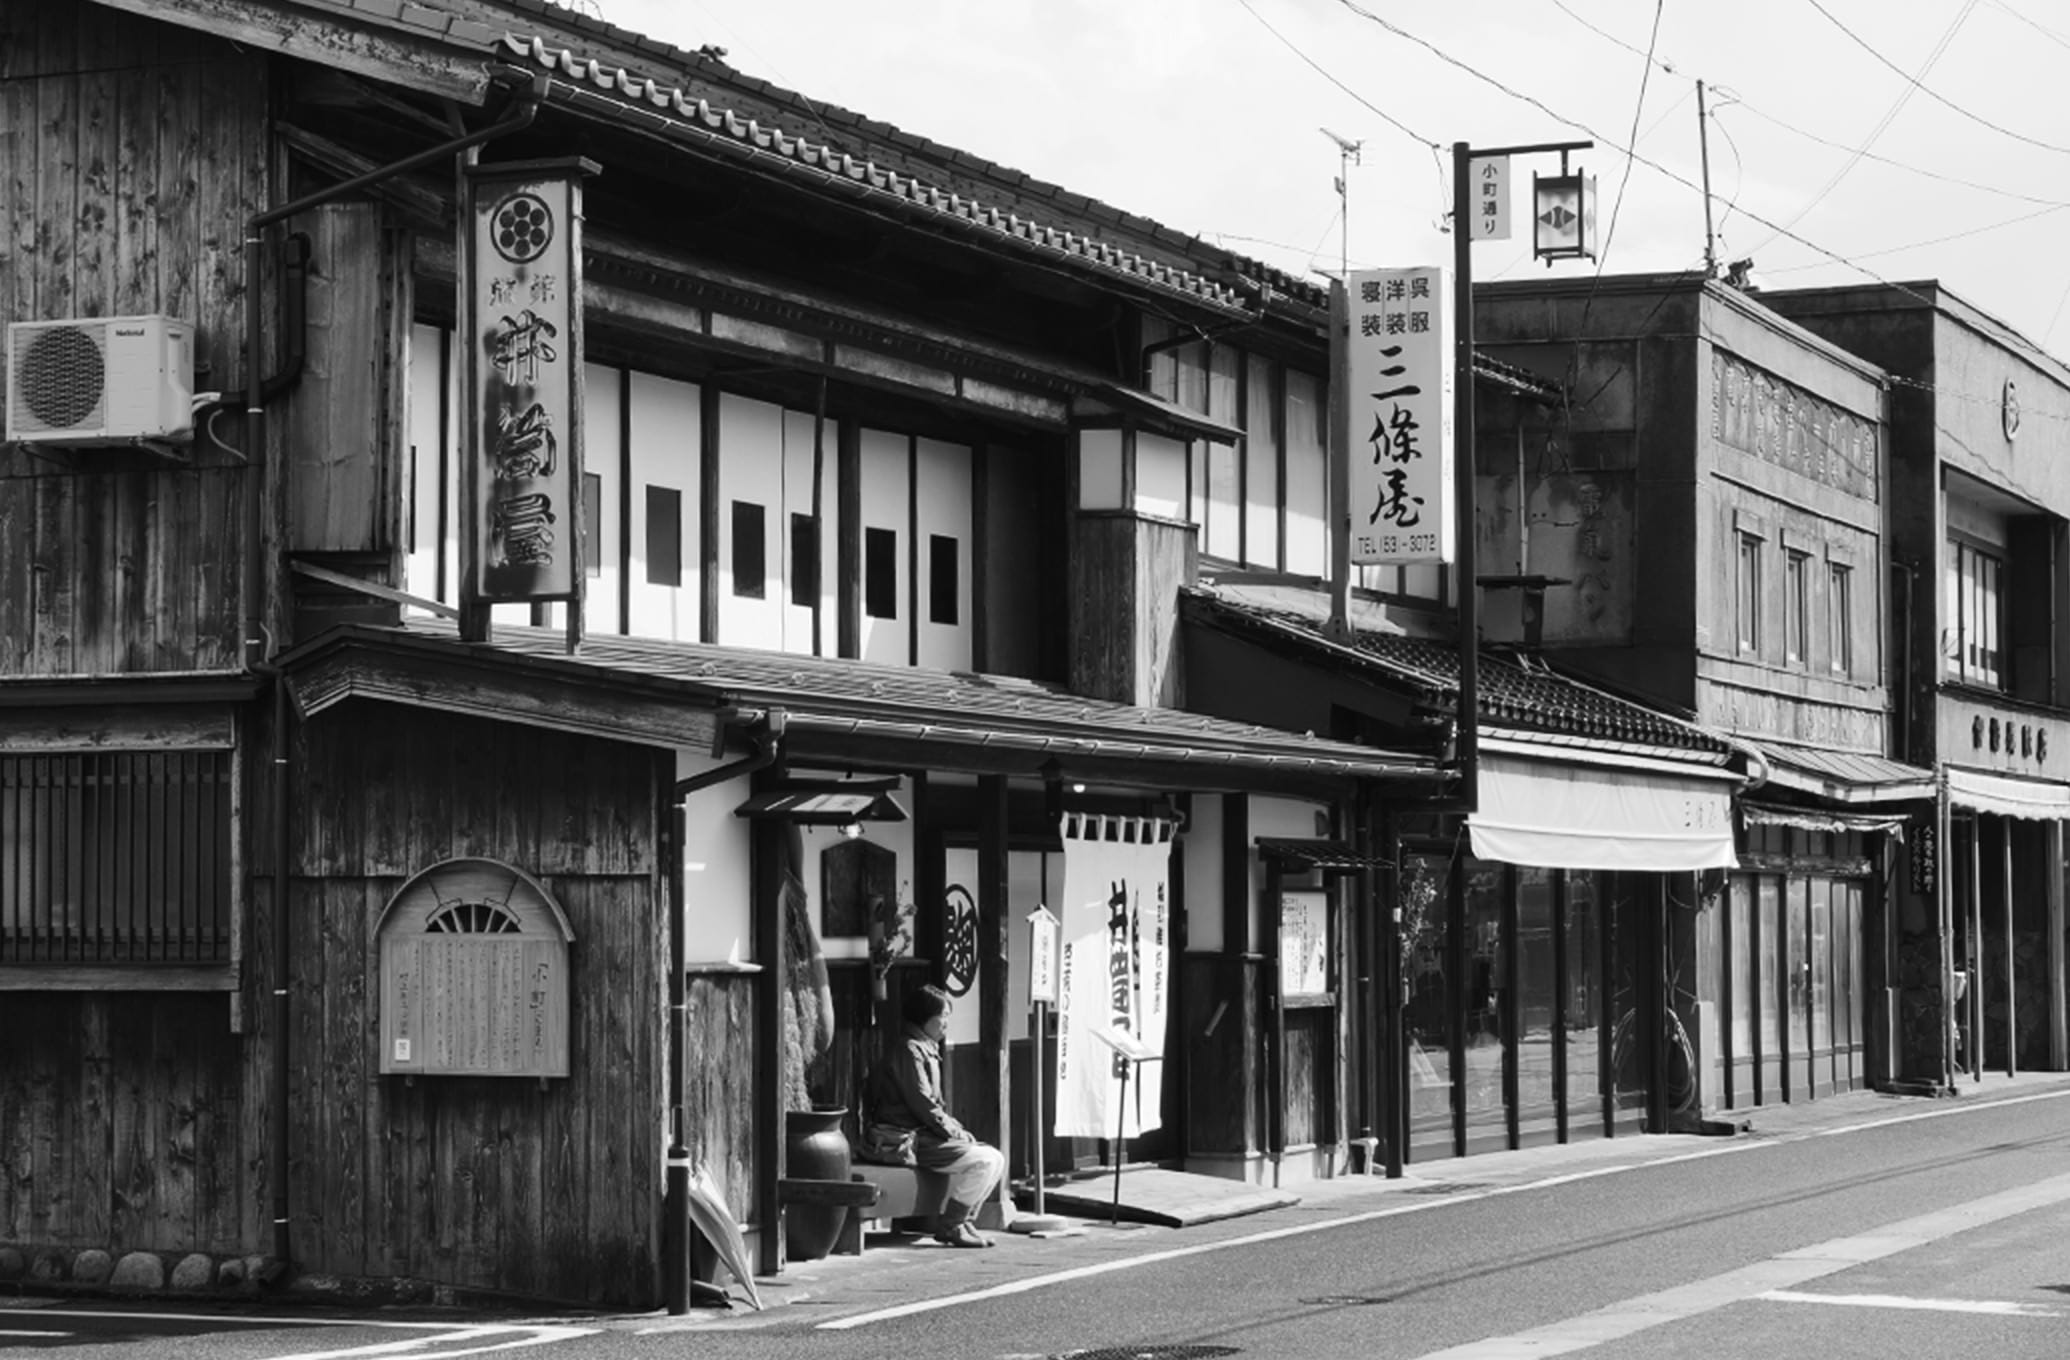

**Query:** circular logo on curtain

left=490, top=191, right=555, bottom=264
left=941, top=885, right=979, bottom=997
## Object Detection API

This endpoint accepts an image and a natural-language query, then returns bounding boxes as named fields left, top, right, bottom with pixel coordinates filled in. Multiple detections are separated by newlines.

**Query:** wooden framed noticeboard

left=1279, top=889, right=1332, bottom=1004
left=376, top=857, right=573, bottom=1078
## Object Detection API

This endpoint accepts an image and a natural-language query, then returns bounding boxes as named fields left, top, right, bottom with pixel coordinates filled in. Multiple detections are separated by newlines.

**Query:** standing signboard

left=1346, top=266, right=1455, bottom=566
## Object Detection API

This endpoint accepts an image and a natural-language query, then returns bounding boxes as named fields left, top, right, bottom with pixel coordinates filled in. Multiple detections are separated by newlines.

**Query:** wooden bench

left=842, top=1164, right=951, bottom=1250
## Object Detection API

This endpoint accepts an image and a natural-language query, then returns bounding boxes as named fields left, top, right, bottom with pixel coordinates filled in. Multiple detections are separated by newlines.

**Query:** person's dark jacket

left=869, top=1021, right=970, bottom=1142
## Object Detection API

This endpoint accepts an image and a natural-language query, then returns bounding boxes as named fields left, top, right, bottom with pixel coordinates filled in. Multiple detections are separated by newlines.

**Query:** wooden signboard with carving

left=376, top=857, right=574, bottom=1078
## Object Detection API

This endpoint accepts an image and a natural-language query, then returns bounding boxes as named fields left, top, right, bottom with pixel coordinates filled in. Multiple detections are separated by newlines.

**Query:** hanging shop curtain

left=1945, top=767, right=2070, bottom=821
left=1468, top=752, right=1737, bottom=871
left=1053, top=813, right=1176, bottom=1140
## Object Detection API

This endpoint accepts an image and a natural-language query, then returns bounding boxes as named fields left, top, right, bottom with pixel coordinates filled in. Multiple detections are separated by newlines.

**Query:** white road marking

left=1759, top=1289, right=2063, bottom=1318
left=1402, top=1171, right=2070, bottom=1359
left=0, top=1330, right=67, bottom=1337
left=818, top=1085, right=2070, bottom=1331
left=270, top=1324, right=596, bottom=1359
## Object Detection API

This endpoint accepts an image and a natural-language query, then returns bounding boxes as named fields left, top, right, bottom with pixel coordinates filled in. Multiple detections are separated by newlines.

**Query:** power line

left=1802, top=0, right=2070, bottom=156
left=1552, top=2, right=2070, bottom=209
left=1988, top=0, right=2070, bottom=50
left=1762, top=202, right=2070, bottom=273
left=1748, top=0, right=1977, bottom=256
left=1328, top=0, right=2070, bottom=375
left=1233, top=0, right=1437, bottom=152
left=1598, top=0, right=1666, bottom=269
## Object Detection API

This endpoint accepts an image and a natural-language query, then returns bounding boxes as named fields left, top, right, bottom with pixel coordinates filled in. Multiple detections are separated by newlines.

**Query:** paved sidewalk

left=638, top=1069, right=2070, bottom=1331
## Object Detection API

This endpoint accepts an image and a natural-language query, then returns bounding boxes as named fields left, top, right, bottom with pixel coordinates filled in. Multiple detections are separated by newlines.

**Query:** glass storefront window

left=1462, top=862, right=1508, bottom=1152
left=1401, top=850, right=1456, bottom=1160
left=1565, top=870, right=1604, bottom=1135
left=1517, top=868, right=1559, bottom=1144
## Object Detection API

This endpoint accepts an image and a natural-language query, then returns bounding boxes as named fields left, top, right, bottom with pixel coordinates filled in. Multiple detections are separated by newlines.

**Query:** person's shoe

left=933, top=1223, right=993, bottom=1249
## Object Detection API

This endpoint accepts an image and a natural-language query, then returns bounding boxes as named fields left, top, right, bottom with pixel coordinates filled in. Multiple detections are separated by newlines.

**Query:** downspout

left=663, top=709, right=785, bottom=1313
left=250, top=69, right=547, bottom=1270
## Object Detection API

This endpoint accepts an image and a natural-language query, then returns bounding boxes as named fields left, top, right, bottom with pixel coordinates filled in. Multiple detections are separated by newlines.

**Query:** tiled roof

left=488, top=29, right=1315, bottom=316
left=1183, top=588, right=1729, bottom=757
left=288, top=618, right=1443, bottom=785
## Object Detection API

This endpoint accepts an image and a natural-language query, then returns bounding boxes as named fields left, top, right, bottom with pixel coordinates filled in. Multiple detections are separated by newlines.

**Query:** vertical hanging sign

left=1346, top=266, right=1454, bottom=565
left=461, top=158, right=598, bottom=618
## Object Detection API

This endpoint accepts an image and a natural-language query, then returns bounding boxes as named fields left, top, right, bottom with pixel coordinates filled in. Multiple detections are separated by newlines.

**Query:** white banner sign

left=1053, top=815, right=1174, bottom=1140
left=1346, top=267, right=1454, bottom=566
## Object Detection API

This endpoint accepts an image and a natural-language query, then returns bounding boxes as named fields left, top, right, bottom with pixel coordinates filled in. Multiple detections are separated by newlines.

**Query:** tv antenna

left=1320, top=127, right=1362, bottom=280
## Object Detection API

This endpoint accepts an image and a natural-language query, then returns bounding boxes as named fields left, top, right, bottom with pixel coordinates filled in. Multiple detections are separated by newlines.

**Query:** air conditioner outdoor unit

left=5, top=314, right=194, bottom=447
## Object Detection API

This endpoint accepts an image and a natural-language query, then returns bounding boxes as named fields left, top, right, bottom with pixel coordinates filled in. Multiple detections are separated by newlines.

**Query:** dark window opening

left=732, top=500, right=766, bottom=599
left=865, top=526, right=898, bottom=619
left=791, top=513, right=820, bottom=608
left=646, top=486, right=682, bottom=587
left=929, top=533, right=959, bottom=625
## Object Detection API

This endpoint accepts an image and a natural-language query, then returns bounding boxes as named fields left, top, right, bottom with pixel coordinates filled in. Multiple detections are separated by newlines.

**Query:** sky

left=588, top=0, right=2070, bottom=357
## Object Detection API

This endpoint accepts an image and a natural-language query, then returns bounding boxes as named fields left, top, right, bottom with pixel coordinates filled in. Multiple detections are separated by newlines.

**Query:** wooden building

left=0, top=0, right=1451, bottom=1307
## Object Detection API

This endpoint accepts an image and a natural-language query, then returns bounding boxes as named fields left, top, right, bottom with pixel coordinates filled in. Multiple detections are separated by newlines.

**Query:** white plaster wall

left=859, top=427, right=911, bottom=666
left=1135, top=431, right=1187, bottom=521
left=403, top=323, right=447, bottom=609
left=677, top=751, right=755, bottom=966
left=1285, top=369, right=1328, bottom=576
left=1078, top=428, right=1125, bottom=510
left=916, top=437, right=973, bottom=672
left=717, top=394, right=785, bottom=650
left=625, top=371, right=701, bottom=642
left=584, top=361, right=623, bottom=635
left=1245, top=359, right=1281, bottom=569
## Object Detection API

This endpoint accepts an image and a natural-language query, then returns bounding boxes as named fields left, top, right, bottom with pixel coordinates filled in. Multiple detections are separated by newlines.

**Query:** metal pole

left=1111, top=1058, right=1127, bottom=1225
left=1697, top=80, right=1717, bottom=278
left=1452, top=142, right=1479, bottom=813
left=1031, top=1000, right=1048, bottom=1217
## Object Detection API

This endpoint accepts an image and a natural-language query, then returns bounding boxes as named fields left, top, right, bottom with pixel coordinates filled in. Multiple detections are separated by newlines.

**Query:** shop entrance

left=1399, top=852, right=1653, bottom=1161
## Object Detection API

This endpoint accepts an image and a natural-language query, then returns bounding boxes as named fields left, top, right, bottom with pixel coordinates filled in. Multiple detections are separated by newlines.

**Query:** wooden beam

left=286, top=645, right=718, bottom=750
left=93, top=0, right=497, bottom=104
left=0, top=703, right=236, bottom=751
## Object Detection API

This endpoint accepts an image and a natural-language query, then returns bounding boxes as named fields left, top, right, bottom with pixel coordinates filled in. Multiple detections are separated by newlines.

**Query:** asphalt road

left=7, top=1084, right=2067, bottom=1360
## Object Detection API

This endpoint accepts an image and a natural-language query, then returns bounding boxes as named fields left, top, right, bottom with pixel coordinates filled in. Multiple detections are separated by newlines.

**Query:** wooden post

left=751, top=794, right=786, bottom=1274
left=977, top=775, right=1011, bottom=1226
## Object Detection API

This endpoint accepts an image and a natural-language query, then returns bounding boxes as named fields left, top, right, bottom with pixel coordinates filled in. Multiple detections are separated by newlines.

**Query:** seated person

left=866, top=983, right=1006, bottom=1248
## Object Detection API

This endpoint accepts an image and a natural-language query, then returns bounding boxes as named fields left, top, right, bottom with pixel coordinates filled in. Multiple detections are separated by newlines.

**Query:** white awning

left=1469, top=752, right=1738, bottom=871
left=1945, top=767, right=2070, bottom=821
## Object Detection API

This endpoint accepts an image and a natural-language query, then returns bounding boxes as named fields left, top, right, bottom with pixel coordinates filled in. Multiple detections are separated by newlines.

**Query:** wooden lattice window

left=0, top=751, right=233, bottom=964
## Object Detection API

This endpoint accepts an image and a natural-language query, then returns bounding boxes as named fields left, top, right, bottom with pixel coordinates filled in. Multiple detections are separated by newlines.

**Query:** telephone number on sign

left=1376, top=532, right=1439, bottom=555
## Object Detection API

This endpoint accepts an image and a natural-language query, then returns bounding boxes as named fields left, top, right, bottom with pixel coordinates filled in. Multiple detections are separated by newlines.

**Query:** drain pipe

left=663, top=709, right=785, bottom=1313
left=247, top=68, right=547, bottom=1271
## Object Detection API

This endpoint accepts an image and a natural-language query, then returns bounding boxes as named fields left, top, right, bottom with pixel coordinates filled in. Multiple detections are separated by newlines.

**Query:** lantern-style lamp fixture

left=1532, top=171, right=1598, bottom=264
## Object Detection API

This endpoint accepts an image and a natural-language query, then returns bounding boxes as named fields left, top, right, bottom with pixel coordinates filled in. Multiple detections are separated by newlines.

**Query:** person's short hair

left=902, top=982, right=953, bottom=1028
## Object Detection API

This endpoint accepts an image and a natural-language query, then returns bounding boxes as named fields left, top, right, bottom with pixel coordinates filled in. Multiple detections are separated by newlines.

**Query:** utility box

left=376, top=857, right=573, bottom=1078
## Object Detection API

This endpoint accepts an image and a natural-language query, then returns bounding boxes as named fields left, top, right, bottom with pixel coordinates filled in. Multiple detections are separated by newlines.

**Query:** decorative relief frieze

left=1710, top=350, right=1878, bottom=499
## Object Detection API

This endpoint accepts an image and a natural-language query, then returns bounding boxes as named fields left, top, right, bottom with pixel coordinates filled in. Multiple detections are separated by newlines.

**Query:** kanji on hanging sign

left=1345, top=267, right=1454, bottom=565
left=1475, top=155, right=1511, bottom=241
left=462, top=158, right=597, bottom=604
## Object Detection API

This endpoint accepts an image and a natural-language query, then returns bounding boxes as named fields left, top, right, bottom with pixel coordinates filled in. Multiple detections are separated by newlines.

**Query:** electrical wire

left=1328, top=0, right=2070, bottom=376
left=1749, top=0, right=1977, bottom=256
left=1234, top=0, right=1439, bottom=153
left=1761, top=202, right=2070, bottom=273
left=1802, top=0, right=2070, bottom=156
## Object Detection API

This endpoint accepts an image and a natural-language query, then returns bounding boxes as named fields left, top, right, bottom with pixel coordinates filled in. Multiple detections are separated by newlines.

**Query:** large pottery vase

left=783, top=1107, right=852, bottom=1262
